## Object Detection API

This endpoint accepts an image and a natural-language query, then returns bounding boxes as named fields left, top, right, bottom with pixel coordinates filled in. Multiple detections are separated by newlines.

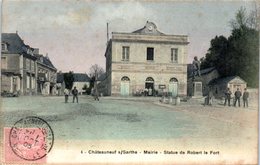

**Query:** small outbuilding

left=208, top=76, right=247, bottom=98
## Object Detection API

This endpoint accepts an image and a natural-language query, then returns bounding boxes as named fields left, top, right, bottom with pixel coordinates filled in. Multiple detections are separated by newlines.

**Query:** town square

left=0, top=1, right=259, bottom=164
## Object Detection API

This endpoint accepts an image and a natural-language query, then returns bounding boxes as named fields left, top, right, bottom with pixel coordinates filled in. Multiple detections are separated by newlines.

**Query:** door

left=169, top=82, right=178, bottom=97
left=120, top=82, right=129, bottom=96
left=145, top=77, right=154, bottom=96
left=12, top=77, right=17, bottom=92
left=169, top=78, right=178, bottom=97
left=120, top=76, right=130, bottom=96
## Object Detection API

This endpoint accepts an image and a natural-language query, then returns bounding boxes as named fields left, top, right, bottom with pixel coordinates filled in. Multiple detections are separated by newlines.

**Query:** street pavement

left=1, top=95, right=258, bottom=164
left=1, top=95, right=257, bottom=139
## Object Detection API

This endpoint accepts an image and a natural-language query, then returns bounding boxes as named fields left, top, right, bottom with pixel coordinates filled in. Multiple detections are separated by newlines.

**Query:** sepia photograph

left=0, top=0, right=259, bottom=164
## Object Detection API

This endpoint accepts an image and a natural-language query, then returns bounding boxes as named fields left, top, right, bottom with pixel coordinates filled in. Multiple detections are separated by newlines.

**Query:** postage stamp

left=0, top=0, right=259, bottom=164
left=9, top=116, right=54, bottom=161
left=3, top=117, right=54, bottom=163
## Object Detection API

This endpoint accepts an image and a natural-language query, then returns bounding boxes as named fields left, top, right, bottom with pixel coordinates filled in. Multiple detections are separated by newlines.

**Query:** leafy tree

left=63, top=71, right=74, bottom=90
left=201, top=7, right=259, bottom=87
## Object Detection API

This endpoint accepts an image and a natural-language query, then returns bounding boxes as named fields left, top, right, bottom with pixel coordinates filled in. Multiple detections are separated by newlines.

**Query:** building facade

left=35, top=51, right=57, bottom=95
left=208, top=76, right=247, bottom=98
left=73, top=73, right=90, bottom=95
left=1, top=33, right=37, bottom=95
left=102, top=21, right=189, bottom=96
left=56, top=72, right=90, bottom=95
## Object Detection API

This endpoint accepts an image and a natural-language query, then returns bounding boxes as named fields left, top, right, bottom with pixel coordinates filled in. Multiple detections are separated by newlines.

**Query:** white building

left=100, top=21, right=189, bottom=96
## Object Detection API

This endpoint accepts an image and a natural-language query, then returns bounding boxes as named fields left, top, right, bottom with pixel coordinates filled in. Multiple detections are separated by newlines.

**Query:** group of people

left=205, top=87, right=249, bottom=107
left=224, top=88, right=249, bottom=107
left=144, top=87, right=153, bottom=96
left=63, top=84, right=100, bottom=103
left=64, top=87, right=79, bottom=103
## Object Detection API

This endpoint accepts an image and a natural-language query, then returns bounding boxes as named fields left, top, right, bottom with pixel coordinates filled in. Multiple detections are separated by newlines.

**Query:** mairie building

left=101, top=21, right=189, bottom=96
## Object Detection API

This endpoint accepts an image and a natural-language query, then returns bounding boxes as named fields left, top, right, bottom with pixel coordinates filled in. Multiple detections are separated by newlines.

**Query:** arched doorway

left=120, top=76, right=130, bottom=96
left=169, top=77, right=178, bottom=97
left=145, top=77, right=154, bottom=96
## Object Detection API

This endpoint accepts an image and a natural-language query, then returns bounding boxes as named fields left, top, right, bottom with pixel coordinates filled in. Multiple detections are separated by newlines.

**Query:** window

left=26, top=59, right=30, bottom=70
left=1, top=57, right=7, bottom=69
left=31, top=60, right=35, bottom=72
left=170, top=77, right=178, bottom=82
left=121, top=76, right=130, bottom=81
left=147, top=47, right=154, bottom=61
left=27, top=75, right=30, bottom=88
left=171, top=48, right=178, bottom=62
left=122, top=46, right=129, bottom=61
left=31, top=77, right=35, bottom=89
left=1, top=43, right=7, bottom=51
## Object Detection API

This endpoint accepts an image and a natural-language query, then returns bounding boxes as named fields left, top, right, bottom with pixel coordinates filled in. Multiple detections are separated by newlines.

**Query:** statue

left=192, top=56, right=201, bottom=78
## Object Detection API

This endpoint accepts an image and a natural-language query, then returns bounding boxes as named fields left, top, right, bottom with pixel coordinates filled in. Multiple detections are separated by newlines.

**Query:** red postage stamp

left=4, top=116, right=54, bottom=163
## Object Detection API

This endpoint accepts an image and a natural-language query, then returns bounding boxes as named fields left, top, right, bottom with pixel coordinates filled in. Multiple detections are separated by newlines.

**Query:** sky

left=1, top=0, right=257, bottom=73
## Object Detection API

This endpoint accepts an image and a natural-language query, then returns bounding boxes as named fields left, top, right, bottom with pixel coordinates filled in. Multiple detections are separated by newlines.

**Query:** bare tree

left=230, top=7, right=248, bottom=29
left=89, top=64, right=105, bottom=80
left=230, top=6, right=260, bottom=30
left=89, top=64, right=105, bottom=100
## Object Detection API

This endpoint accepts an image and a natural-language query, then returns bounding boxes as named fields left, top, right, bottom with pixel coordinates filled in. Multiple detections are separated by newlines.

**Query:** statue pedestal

left=192, top=77, right=203, bottom=97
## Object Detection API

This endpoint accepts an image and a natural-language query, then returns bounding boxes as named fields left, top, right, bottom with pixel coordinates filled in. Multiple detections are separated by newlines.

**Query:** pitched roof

left=56, top=73, right=90, bottom=83
left=208, top=76, right=246, bottom=85
left=35, top=54, right=56, bottom=70
left=132, top=21, right=165, bottom=35
left=2, top=33, right=24, bottom=54
left=73, top=73, right=90, bottom=82
left=200, top=67, right=216, bottom=75
left=2, top=33, right=37, bottom=60
left=187, top=66, right=216, bottom=78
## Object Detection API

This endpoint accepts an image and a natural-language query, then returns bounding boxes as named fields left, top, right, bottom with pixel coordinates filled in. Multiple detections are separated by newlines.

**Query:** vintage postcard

left=0, top=0, right=259, bottom=164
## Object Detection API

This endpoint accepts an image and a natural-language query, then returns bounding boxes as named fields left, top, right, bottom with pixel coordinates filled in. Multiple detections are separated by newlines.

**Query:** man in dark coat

left=242, top=88, right=249, bottom=108
left=234, top=88, right=242, bottom=107
left=72, top=87, right=78, bottom=103
left=224, top=88, right=232, bottom=106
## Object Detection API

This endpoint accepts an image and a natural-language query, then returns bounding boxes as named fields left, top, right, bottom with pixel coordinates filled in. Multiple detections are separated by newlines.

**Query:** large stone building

left=101, top=21, right=189, bottom=96
left=1, top=33, right=57, bottom=96
left=1, top=33, right=37, bottom=95
left=34, top=51, right=57, bottom=95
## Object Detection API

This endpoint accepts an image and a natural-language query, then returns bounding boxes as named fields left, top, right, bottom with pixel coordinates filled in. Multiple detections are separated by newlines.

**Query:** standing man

left=93, top=80, right=99, bottom=101
left=208, top=90, right=213, bottom=106
left=234, top=88, right=242, bottom=107
left=242, top=88, right=249, bottom=108
left=72, top=87, right=78, bottom=103
left=224, top=88, right=232, bottom=106
left=64, top=88, right=69, bottom=103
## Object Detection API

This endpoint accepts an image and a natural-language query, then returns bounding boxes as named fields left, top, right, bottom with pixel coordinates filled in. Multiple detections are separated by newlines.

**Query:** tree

left=200, top=35, right=229, bottom=75
left=89, top=64, right=105, bottom=80
left=88, top=64, right=105, bottom=94
left=201, top=7, right=259, bottom=87
left=63, top=71, right=74, bottom=90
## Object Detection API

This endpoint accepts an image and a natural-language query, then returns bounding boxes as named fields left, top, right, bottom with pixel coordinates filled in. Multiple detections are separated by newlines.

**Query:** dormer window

left=40, top=56, right=44, bottom=63
left=1, top=43, right=7, bottom=51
